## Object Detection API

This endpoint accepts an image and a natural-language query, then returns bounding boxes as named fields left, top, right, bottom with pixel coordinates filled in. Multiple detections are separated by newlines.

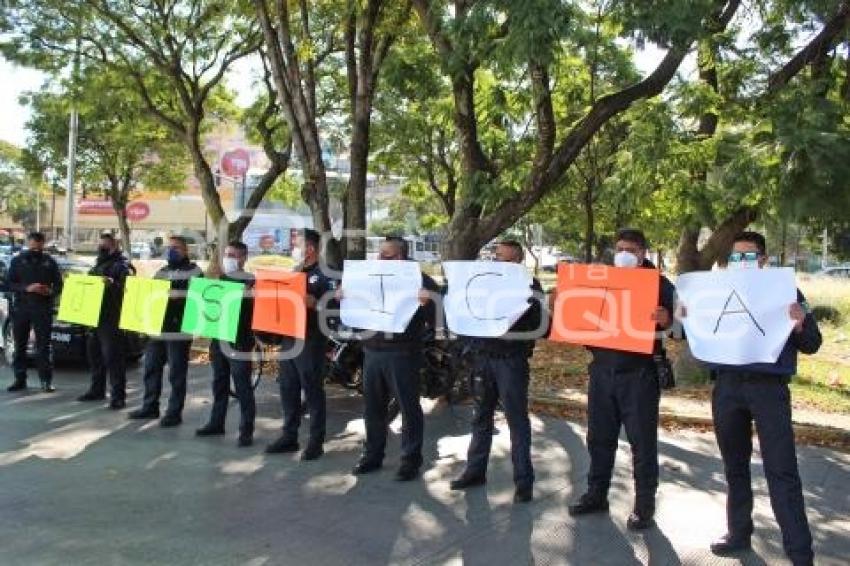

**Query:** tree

left=0, top=141, right=46, bottom=232
left=252, top=0, right=411, bottom=263
left=2, top=0, right=291, bottom=244
left=23, top=67, right=190, bottom=249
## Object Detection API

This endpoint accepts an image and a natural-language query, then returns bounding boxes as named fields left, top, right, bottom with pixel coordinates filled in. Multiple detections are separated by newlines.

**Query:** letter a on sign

left=251, top=269, right=307, bottom=339
left=57, top=274, right=106, bottom=327
left=549, top=263, right=660, bottom=354
left=675, top=268, right=796, bottom=365
left=180, top=277, right=245, bottom=342
left=119, top=276, right=172, bottom=336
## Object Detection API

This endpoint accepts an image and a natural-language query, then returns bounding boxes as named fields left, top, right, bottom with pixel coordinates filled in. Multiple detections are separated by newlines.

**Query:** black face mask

left=97, top=246, right=111, bottom=258
left=29, top=248, right=43, bottom=257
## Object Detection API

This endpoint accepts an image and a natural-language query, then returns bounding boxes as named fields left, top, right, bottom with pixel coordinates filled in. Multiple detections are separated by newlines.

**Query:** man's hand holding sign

left=180, top=277, right=246, bottom=342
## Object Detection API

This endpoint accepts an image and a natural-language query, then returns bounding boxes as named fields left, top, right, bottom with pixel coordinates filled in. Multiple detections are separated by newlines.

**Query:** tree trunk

left=583, top=188, right=594, bottom=263
left=345, top=92, right=371, bottom=261
left=675, top=207, right=758, bottom=273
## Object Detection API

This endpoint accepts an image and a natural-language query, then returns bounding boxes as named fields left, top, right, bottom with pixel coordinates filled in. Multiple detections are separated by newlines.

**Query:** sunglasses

left=728, top=251, right=761, bottom=262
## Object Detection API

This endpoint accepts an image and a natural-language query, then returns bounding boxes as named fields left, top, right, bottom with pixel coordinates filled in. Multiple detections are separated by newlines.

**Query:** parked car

left=814, top=265, right=850, bottom=278
left=0, top=257, right=147, bottom=365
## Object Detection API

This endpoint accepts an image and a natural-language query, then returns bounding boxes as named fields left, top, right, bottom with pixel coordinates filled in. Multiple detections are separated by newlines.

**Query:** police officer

left=350, top=236, right=440, bottom=481
left=196, top=241, right=256, bottom=447
left=266, top=229, right=335, bottom=460
left=449, top=241, right=546, bottom=503
left=128, top=235, right=202, bottom=426
left=679, top=231, right=819, bottom=566
left=567, top=228, right=674, bottom=530
left=78, top=233, right=133, bottom=409
left=5, top=232, right=63, bottom=393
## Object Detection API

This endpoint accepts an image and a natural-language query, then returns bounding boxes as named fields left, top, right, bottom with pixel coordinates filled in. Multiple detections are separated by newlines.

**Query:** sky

left=0, top=44, right=672, bottom=150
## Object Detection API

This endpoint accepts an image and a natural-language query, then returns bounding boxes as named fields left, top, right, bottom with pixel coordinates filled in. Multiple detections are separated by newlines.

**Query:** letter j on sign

left=57, top=274, right=106, bottom=327
left=180, top=277, right=245, bottom=342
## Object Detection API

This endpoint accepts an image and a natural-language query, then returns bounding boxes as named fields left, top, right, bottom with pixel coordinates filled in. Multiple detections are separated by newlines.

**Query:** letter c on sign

left=465, top=272, right=507, bottom=321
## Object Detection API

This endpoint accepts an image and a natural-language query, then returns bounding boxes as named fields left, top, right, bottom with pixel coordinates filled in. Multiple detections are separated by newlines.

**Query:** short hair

left=169, top=235, right=189, bottom=247
left=615, top=228, right=648, bottom=250
left=27, top=231, right=45, bottom=243
left=227, top=240, right=248, bottom=255
left=384, top=235, right=408, bottom=259
left=301, top=228, right=320, bottom=250
left=496, top=240, right=524, bottom=262
left=99, top=232, right=116, bottom=242
left=733, top=231, right=766, bottom=255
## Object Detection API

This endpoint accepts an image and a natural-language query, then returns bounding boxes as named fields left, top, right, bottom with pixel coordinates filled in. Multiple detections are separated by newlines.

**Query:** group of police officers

left=4, top=227, right=821, bottom=565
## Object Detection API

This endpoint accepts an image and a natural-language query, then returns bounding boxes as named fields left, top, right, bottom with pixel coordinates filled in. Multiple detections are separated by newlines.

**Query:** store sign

left=77, top=199, right=150, bottom=221
left=221, top=148, right=250, bottom=178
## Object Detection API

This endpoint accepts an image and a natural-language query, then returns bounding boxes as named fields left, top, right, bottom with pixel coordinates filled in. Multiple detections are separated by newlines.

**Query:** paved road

left=1, top=362, right=848, bottom=565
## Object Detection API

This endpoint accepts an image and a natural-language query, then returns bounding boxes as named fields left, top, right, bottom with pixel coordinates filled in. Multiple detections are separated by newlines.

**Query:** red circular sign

left=221, top=148, right=250, bottom=178
left=125, top=202, right=150, bottom=221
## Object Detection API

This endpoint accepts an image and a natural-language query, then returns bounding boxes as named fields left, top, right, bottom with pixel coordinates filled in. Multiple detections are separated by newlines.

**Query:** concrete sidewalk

left=0, top=363, right=848, bottom=565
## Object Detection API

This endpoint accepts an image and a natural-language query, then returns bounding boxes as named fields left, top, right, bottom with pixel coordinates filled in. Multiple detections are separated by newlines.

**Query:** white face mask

left=222, top=257, right=240, bottom=275
left=290, top=247, right=304, bottom=263
left=614, top=250, right=640, bottom=268
left=727, top=260, right=760, bottom=271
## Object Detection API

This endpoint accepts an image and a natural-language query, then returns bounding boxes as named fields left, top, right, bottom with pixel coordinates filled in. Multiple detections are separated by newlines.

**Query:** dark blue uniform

left=583, top=260, right=675, bottom=511
left=83, top=251, right=133, bottom=403
left=708, top=289, right=820, bottom=566
left=135, top=258, right=202, bottom=420
left=461, top=277, right=545, bottom=491
left=359, top=273, right=440, bottom=472
left=6, top=250, right=63, bottom=389
left=206, top=271, right=256, bottom=441
left=276, top=262, right=335, bottom=450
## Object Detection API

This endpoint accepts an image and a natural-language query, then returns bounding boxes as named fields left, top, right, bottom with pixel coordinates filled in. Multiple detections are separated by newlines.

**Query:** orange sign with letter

left=549, top=263, right=660, bottom=354
left=251, top=270, right=307, bottom=339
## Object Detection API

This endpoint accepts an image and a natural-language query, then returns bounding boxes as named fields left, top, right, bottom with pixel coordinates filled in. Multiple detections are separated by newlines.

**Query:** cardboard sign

left=340, top=260, right=422, bottom=333
left=180, top=277, right=245, bottom=342
left=549, top=263, right=660, bottom=354
left=676, top=268, right=796, bottom=365
left=119, top=276, right=171, bottom=336
left=443, top=261, right=533, bottom=337
left=251, top=269, right=307, bottom=339
left=56, top=274, right=105, bottom=327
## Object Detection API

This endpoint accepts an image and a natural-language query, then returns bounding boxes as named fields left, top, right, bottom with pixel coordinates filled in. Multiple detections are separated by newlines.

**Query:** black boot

left=449, top=473, right=486, bottom=491
left=7, top=379, right=27, bottom=392
left=568, top=492, right=609, bottom=516
left=710, top=534, right=751, bottom=556
left=78, top=391, right=106, bottom=402
left=265, top=436, right=299, bottom=454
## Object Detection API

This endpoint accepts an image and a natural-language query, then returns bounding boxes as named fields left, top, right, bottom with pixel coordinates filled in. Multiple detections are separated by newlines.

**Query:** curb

left=529, top=394, right=850, bottom=453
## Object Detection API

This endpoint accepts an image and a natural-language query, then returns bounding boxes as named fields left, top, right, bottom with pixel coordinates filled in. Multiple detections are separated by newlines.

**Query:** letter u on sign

left=56, top=274, right=106, bottom=327
left=119, top=276, right=172, bottom=335
left=180, top=277, right=245, bottom=342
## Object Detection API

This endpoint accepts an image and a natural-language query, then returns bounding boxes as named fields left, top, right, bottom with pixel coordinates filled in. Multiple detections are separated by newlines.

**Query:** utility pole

left=63, top=36, right=81, bottom=250
left=821, top=227, right=829, bottom=269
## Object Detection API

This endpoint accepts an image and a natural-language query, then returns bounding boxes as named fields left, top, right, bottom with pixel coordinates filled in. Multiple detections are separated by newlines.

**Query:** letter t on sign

left=251, top=270, right=307, bottom=339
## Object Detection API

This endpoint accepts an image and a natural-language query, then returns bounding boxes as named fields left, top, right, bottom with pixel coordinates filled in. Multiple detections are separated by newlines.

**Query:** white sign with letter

left=676, top=267, right=796, bottom=365
left=340, top=260, right=423, bottom=333
left=443, top=261, right=533, bottom=337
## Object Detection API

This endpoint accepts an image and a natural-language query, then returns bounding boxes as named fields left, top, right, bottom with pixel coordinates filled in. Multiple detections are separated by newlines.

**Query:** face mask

left=29, top=248, right=43, bottom=256
left=97, top=246, right=111, bottom=258
left=290, top=247, right=304, bottom=263
left=727, top=251, right=761, bottom=270
left=166, top=248, right=183, bottom=265
left=614, top=250, right=640, bottom=268
left=221, top=257, right=240, bottom=275
left=727, top=259, right=760, bottom=270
